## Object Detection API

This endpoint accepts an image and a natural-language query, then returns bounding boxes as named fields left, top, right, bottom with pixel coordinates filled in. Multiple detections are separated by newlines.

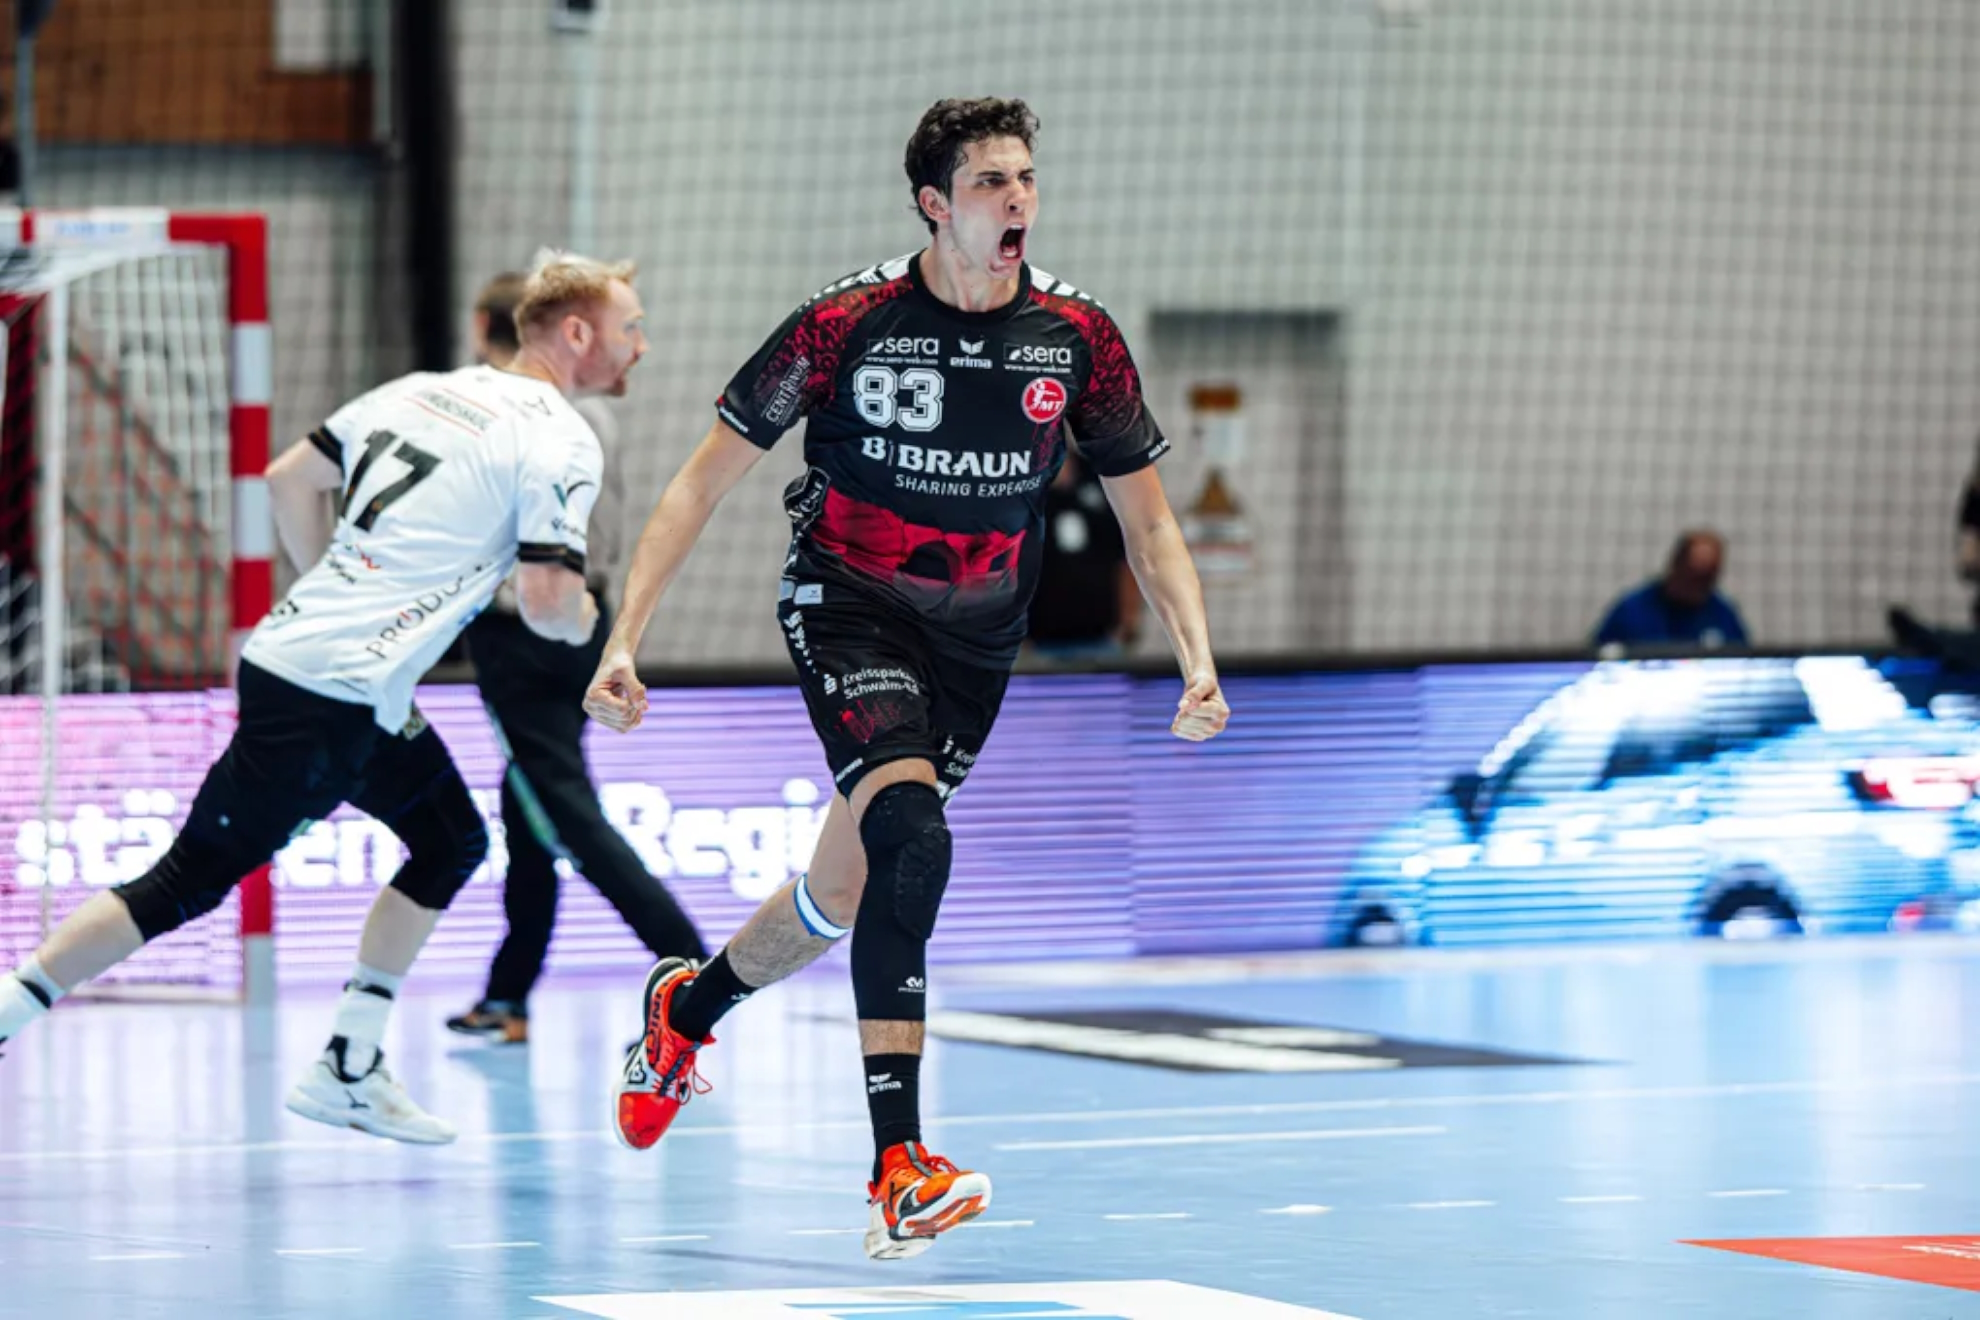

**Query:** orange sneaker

left=863, top=1141, right=993, bottom=1260
left=611, top=958, right=712, bottom=1151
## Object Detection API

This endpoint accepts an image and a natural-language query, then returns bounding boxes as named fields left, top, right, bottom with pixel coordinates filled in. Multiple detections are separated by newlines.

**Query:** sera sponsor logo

left=1007, top=343, right=1075, bottom=370
left=870, top=336, right=940, bottom=359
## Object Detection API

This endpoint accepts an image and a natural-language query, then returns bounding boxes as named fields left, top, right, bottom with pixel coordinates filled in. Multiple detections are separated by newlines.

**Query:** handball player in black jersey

left=586, top=98, right=1230, bottom=1258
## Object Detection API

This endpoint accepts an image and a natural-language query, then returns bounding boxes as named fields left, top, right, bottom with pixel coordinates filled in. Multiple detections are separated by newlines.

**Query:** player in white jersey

left=0, top=251, right=647, bottom=1145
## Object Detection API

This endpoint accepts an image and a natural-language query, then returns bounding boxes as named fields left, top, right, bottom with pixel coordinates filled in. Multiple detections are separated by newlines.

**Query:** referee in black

left=447, top=272, right=705, bottom=1043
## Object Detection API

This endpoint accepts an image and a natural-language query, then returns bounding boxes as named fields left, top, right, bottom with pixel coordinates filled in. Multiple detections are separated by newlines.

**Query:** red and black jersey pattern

left=719, top=253, right=1168, bottom=666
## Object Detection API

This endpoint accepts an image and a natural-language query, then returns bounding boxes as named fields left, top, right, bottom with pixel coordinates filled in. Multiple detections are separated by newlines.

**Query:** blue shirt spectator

left=1595, top=530, right=1750, bottom=649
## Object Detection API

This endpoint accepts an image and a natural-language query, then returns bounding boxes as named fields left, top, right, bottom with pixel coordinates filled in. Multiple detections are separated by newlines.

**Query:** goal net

left=0, top=209, right=272, bottom=1001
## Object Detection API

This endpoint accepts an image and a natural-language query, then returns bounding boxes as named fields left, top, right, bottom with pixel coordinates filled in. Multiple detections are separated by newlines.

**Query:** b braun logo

left=1008, top=344, right=1074, bottom=368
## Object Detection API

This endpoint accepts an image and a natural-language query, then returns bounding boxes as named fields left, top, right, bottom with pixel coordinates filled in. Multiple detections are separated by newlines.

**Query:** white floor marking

left=1104, top=1212, right=1192, bottom=1221
left=959, top=1219, right=1035, bottom=1230
left=1406, top=1201, right=1496, bottom=1210
left=787, top=1228, right=864, bottom=1236
left=276, top=1247, right=365, bottom=1257
left=1707, top=1189, right=1788, bottom=1199
left=1856, top=1183, right=1925, bottom=1192
left=8, top=1071, right=1976, bottom=1164
left=618, top=1235, right=711, bottom=1244
left=1261, top=1204, right=1334, bottom=1216
left=90, top=1252, right=186, bottom=1262
left=448, top=1241, right=541, bottom=1250
left=1560, top=1195, right=1643, bottom=1204
left=998, top=1125, right=1445, bottom=1152
left=929, top=1010, right=1399, bottom=1073
left=947, top=929, right=1980, bottom=988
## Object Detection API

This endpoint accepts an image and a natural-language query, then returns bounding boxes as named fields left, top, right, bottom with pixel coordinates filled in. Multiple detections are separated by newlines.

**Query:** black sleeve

left=307, top=427, right=342, bottom=466
left=1068, top=307, right=1169, bottom=478
left=517, top=542, right=587, bottom=575
left=715, top=301, right=835, bottom=450
left=1960, top=482, right=1980, bottom=532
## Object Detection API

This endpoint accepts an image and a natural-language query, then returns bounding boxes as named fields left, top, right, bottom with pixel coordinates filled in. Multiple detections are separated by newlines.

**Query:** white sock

left=330, top=963, right=402, bottom=1077
left=0, top=974, right=52, bottom=1041
left=18, top=957, right=64, bottom=1006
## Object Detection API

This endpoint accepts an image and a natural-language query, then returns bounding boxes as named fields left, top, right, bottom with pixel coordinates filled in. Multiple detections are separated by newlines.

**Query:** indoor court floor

left=5, top=936, right=1980, bottom=1318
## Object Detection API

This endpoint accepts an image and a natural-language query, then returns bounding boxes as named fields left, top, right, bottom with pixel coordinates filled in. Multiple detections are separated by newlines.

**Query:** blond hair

left=514, top=248, right=639, bottom=341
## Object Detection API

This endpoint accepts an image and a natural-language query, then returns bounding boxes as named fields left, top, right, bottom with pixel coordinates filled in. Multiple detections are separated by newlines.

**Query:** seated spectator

left=1594, top=530, right=1749, bottom=650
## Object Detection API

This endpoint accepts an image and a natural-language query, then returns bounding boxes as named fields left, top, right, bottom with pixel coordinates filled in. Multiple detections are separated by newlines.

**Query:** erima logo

left=554, top=478, right=595, bottom=508
left=867, top=1073, right=903, bottom=1093
left=902, top=976, right=926, bottom=993
left=949, top=335, right=993, bottom=370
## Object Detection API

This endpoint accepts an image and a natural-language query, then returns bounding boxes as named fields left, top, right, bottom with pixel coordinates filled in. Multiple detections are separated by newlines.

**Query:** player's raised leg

left=612, top=792, right=864, bottom=1149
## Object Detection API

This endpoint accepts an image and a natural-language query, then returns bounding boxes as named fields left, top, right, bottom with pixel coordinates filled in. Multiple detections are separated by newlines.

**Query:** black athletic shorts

left=180, top=660, right=472, bottom=867
left=776, top=589, right=1011, bottom=799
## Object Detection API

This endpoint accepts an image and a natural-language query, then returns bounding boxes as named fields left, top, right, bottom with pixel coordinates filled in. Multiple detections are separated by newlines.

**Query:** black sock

left=668, top=950, right=755, bottom=1043
left=865, top=1052, right=923, bottom=1182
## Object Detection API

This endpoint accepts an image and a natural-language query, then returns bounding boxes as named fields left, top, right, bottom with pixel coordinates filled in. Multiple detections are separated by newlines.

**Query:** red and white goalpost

left=0, top=208, right=274, bottom=1003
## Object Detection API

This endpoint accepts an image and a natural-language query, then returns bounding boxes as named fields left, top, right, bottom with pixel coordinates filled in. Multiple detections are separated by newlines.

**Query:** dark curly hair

left=903, top=98, right=1040, bottom=234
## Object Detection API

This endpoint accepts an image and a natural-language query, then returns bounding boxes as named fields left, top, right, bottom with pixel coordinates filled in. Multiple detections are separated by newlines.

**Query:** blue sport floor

left=4, top=937, right=1980, bottom=1318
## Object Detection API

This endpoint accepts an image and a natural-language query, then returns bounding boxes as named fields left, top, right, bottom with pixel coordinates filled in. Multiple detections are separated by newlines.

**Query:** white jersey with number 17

left=243, top=364, right=603, bottom=732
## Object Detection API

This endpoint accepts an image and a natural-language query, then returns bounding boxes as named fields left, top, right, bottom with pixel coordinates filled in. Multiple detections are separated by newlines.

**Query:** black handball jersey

left=718, top=252, right=1168, bottom=666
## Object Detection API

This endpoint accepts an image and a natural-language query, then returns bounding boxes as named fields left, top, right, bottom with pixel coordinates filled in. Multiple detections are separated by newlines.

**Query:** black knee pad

left=114, top=829, right=260, bottom=942
left=386, top=783, right=491, bottom=911
left=858, top=781, right=953, bottom=939
left=851, top=781, right=952, bottom=1022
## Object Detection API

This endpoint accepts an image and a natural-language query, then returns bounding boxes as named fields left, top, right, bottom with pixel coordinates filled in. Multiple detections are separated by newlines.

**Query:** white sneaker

left=284, top=1044, right=457, bottom=1145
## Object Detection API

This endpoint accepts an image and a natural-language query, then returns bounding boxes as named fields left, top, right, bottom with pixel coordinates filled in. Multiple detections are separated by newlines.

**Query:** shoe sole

left=444, top=1021, right=515, bottom=1041
left=610, top=957, right=693, bottom=1152
left=283, top=1087, right=457, bottom=1146
left=864, top=1171, right=993, bottom=1261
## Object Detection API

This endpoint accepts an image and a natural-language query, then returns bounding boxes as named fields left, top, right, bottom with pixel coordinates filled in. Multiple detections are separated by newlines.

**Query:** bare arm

left=585, top=419, right=767, bottom=731
left=1100, top=464, right=1230, bottom=740
left=266, top=439, right=343, bottom=573
left=1113, top=557, right=1144, bottom=645
left=515, top=563, right=599, bottom=644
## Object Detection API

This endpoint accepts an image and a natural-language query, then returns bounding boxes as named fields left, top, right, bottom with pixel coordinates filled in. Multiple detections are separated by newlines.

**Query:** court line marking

left=448, top=1241, right=541, bottom=1251
left=945, top=930, right=1980, bottom=988
left=1261, top=1204, right=1333, bottom=1216
left=1708, top=1189, right=1789, bottom=1198
left=788, top=1228, right=864, bottom=1237
left=998, top=1125, right=1446, bottom=1152
left=1856, top=1183, right=1926, bottom=1192
left=1560, top=1195, right=1643, bottom=1204
left=960, top=1219, right=1035, bottom=1230
left=90, top=1252, right=186, bottom=1261
left=618, top=1235, right=712, bottom=1244
left=7, top=1072, right=1979, bottom=1164
left=1103, top=1212, right=1192, bottom=1221
left=1406, top=1201, right=1496, bottom=1210
left=275, top=1247, right=365, bottom=1257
